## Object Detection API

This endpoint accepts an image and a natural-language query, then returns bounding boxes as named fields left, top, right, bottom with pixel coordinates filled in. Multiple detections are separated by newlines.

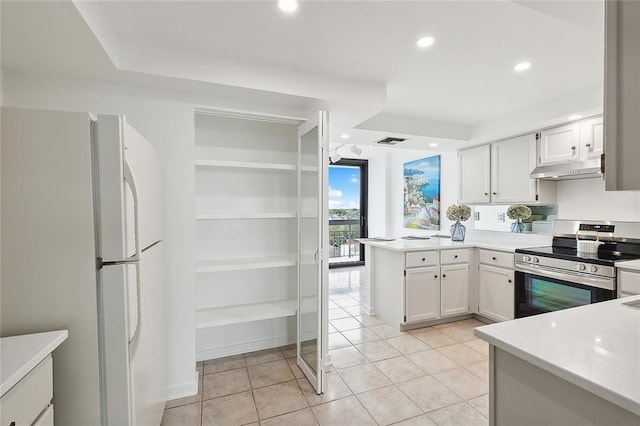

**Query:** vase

left=451, top=220, right=466, bottom=241
left=511, top=218, right=526, bottom=233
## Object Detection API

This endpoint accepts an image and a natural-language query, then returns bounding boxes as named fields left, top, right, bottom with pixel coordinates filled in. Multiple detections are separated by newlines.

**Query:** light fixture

left=350, top=145, right=363, bottom=156
left=429, top=143, right=438, bottom=147
left=278, top=0, right=298, bottom=13
left=416, top=36, right=435, bottom=49
left=568, top=114, right=582, bottom=120
left=514, top=62, right=531, bottom=72
left=341, top=133, right=350, bottom=139
left=330, top=145, right=344, bottom=163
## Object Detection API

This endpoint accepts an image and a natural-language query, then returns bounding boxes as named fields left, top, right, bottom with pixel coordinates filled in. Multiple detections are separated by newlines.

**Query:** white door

left=491, top=135, right=537, bottom=203
left=405, top=266, right=440, bottom=322
left=538, top=123, right=580, bottom=165
left=579, top=116, right=604, bottom=161
left=458, top=145, right=491, bottom=204
left=440, top=264, right=469, bottom=317
left=297, top=111, right=329, bottom=394
left=478, top=265, right=514, bottom=322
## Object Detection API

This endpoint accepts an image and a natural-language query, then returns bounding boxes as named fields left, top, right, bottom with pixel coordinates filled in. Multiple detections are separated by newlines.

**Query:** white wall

left=557, top=178, right=640, bottom=221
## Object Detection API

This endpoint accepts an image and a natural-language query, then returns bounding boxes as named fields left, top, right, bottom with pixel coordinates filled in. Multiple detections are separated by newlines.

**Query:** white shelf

left=196, top=300, right=297, bottom=328
left=196, top=212, right=297, bottom=220
left=195, top=159, right=297, bottom=171
left=196, top=256, right=296, bottom=272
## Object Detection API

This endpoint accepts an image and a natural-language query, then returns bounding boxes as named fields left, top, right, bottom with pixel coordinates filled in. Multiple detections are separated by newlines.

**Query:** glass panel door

left=297, top=111, right=328, bottom=393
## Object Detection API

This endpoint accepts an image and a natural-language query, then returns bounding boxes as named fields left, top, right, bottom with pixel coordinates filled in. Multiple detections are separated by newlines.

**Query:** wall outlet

left=498, top=212, right=506, bottom=222
left=474, top=211, right=480, bottom=221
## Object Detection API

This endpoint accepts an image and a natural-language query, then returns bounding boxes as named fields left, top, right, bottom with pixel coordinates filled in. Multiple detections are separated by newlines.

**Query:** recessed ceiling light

left=429, top=143, right=438, bottom=147
left=416, top=36, right=435, bottom=49
left=514, top=62, right=531, bottom=72
left=278, top=0, right=298, bottom=13
left=568, top=114, right=582, bottom=120
left=340, top=133, right=350, bottom=139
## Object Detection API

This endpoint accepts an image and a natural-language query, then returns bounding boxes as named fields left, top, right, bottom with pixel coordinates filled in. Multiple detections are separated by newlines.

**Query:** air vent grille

left=376, top=137, right=407, bottom=145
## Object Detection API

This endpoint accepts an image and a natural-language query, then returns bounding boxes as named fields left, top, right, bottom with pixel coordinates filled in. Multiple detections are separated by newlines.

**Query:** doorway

left=328, top=158, right=368, bottom=268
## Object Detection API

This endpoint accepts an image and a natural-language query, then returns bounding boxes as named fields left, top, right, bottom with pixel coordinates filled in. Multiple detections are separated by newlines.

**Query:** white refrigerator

left=1, top=107, right=166, bottom=425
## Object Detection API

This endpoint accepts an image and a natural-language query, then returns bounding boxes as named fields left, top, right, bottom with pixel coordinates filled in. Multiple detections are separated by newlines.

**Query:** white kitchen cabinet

left=478, top=264, right=514, bottom=322
left=537, top=123, right=580, bottom=165
left=441, top=263, right=470, bottom=317
left=458, top=145, right=491, bottom=204
left=617, top=269, right=640, bottom=298
left=0, top=356, right=53, bottom=426
left=580, top=116, right=604, bottom=161
left=405, top=266, right=441, bottom=322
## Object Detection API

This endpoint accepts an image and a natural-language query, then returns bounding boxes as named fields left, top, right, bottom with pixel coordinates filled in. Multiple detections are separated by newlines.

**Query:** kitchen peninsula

left=475, top=296, right=640, bottom=425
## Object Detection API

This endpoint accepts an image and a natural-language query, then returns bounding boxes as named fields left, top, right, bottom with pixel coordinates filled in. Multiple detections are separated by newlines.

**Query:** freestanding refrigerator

left=1, top=107, right=166, bottom=426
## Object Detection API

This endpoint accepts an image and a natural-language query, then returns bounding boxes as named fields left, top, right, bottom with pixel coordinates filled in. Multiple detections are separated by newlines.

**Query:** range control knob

left=532, top=257, right=540, bottom=263
left=591, top=265, right=598, bottom=273
left=523, top=255, right=531, bottom=262
left=577, top=263, right=587, bottom=271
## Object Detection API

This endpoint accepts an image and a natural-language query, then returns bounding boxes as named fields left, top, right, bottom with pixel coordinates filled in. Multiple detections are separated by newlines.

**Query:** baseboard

left=197, top=334, right=297, bottom=361
left=166, top=370, right=198, bottom=401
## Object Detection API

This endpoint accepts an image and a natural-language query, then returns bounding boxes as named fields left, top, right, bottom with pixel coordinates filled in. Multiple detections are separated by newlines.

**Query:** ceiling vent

left=375, top=137, right=407, bottom=145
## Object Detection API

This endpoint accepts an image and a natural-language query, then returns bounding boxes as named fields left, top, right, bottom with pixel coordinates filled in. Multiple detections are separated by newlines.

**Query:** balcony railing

left=329, top=219, right=361, bottom=263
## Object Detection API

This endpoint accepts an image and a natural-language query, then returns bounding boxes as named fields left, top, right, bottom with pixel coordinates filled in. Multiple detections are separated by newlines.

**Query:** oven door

left=514, top=264, right=616, bottom=318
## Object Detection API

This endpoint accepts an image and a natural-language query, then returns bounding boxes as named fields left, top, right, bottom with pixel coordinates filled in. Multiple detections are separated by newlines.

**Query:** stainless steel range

left=514, top=220, right=640, bottom=318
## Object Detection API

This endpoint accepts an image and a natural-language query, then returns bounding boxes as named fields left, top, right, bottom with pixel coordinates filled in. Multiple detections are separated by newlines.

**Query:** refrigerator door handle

left=124, top=160, right=142, bottom=345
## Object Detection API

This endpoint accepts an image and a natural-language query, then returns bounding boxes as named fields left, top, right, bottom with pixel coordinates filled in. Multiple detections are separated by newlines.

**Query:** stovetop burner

left=515, top=245, right=640, bottom=266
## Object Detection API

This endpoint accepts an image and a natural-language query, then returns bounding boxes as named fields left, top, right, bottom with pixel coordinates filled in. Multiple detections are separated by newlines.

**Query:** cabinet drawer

left=441, top=249, right=469, bottom=265
left=406, top=251, right=439, bottom=268
left=478, top=249, right=514, bottom=269
left=618, top=269, right=640, bottom=295
left=0, top=355, right=53, bottom=426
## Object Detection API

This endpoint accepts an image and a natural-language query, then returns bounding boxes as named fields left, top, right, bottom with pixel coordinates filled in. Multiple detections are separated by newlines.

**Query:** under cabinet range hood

left=529, top=158, right=603, bottom=180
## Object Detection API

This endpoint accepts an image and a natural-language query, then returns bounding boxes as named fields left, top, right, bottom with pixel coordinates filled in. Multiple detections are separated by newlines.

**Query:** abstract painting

left=403, top=155, right=441, bottom=230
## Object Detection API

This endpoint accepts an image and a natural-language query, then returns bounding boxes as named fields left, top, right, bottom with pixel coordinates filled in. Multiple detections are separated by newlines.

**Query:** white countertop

left=360, top=230, right=552, bottom=253
left=616, top=258, right=640, bottom=271
left=1, top=330, right=68, bottom=397
left=474, top=296, right=640, bottom=416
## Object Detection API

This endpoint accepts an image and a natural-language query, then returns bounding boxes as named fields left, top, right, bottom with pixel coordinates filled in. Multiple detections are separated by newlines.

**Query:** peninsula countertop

left=1, top=330, right=68, bottom=397
left=474, top=296, right=640, bottom=416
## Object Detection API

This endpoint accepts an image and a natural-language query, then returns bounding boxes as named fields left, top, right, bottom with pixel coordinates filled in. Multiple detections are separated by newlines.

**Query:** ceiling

left=1, top=0, right=605, bottom=150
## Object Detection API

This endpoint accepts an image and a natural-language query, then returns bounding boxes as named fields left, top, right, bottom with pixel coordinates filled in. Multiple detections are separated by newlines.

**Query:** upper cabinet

left=604, top=0, right=640, bottom=190
left=580, top=116, right=604, bottom=161
left=537, top=123, right=580, bottom=165
left=459, top=134, right=556, bottom=205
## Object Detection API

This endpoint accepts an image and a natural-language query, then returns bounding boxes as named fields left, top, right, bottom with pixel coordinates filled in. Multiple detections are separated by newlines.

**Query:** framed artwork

left=403, top=155, right=441, bottom=230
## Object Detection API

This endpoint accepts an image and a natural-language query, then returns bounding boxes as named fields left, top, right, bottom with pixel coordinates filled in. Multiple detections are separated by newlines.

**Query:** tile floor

left=162, top=267, right=490, bottom=426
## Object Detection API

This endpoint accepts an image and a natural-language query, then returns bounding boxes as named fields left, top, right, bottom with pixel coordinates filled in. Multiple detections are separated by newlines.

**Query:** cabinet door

left=478, top=264, right=514, bottom=322
left=491, top=135, right=537, bottom=203
left=440, top=264, right=469, bottom=317
left=404, top=266, right=440, bottom=323
left=538, top=123, right=580, bottom=165
left=458, top=145, right=490, bottom=204
left=579, top=116, right=603, bottom=161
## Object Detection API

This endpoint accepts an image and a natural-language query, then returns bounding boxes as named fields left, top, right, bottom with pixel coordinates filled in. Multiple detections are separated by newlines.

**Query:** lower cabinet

left=441, top=264, right=470, bottom=317
left=478, top=264, right=514, bottom=322
left=405, top=266, right=440, bottom=322
left=0, top=355, right=53, bottom=426
left=618, top=268, right=640, bottom=297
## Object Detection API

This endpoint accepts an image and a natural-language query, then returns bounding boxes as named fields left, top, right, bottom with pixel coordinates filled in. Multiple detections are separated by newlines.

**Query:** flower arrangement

left=506, top=205, right=532, bottom=220
left=446, top=204, right=472, bottom=222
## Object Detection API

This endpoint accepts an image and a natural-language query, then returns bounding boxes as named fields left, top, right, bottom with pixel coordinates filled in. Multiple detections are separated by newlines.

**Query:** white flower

left=507, top=205, right=532, bottom=220
left=446, top=204, right=471, bottom=221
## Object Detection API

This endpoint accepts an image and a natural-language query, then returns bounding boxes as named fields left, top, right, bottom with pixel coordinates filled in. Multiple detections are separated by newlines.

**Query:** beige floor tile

left=202, top=391, right=258, bottom=426
left=412, top=330, right=458, bottom=348
left=203, top=367, right=251, bottom=400
left=203, top=353, right=246, bottom=375
left=343, top=305, right=368, bottom=316
left=427, top=402, right=488, bottom=426
left=197, top=361, right=203, bottom=375
left=355, top=340, right=402, bottom=362
left=161, top=402, right=201, bottom=426
left=436, top=343, right=486, bottom=366
left=465, top=361, right=489, bottom=382
left=463, top=339, right=489, bottom=356
left=439, top=326, right=477, bottom=343
left=374, top=356, right=426, bottom=384
left=328, top=300, right=339, bottom=310
left=248, top=359, right=295, bottom=389
left=329, top=308, right=351, bottom=320
left=329, top=346, right=368, bottom=369
left=407, top=350, right=458, bottom=375
left=287, top=357, right=306, bottom=379
left=408, top=326, right=433, bottom=335
left=245, top=348, right=284, bottom=366
left=328, top=323, right=338, bottom=333
left=260, top=408, right=319, bottom=425
left=468, top=394, right=489, bottom=418
left=328, top=332, right=352, bottom=350
left=281, top=344, right=297, bottom=358
left=433, top=368, right=488, bottom=400
left=330, top=317, right=364, bottom=331
left=311, top=395, right=376, bottom=425
left=457, top=318, right=487, bottom=329
left=298, top=370, right=352, bottom=406
left=385, top=335, right=431, bottom=354
left=393, top=415, right=437, bottom=425
left=353, top=315, right=385, bottom=327
left=165, top=376, right=202, bottom=409
left=335, top=297, right=361, bottom=308
left=338, top=363, right=392, bottom=394
left=369, top=323, right=406, bottom=339
left=341, top=327, right=381, bottom=345
left=432, top=322, right=461, bottom=330
left=397, top=376, right=462, bottom=412
left=357, top=385, right=422, bottom=425
left=253, top=381, right=309, bottom=420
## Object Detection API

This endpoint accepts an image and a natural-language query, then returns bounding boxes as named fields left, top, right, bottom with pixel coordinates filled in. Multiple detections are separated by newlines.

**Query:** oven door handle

left=515, top=263, right=615, bottom=291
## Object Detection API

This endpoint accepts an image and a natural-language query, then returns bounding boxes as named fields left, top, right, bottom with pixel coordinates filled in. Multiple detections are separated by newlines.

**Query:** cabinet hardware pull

left=492, top=192, right=496, bottom=195
left=434, top=275, right=438, bottom=278
left=571, top=145, right=576, bottom=152
left=484, top=192, right=488, bottom=196
left=443, top=274, right=446, bottom=278
left=422, top=258, right=426, bottom=261
left=508, top=279, right=512, bottom=283
left=492, top=257, right=497, bottom=260
left=454, top=255, right=458, bottom=258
